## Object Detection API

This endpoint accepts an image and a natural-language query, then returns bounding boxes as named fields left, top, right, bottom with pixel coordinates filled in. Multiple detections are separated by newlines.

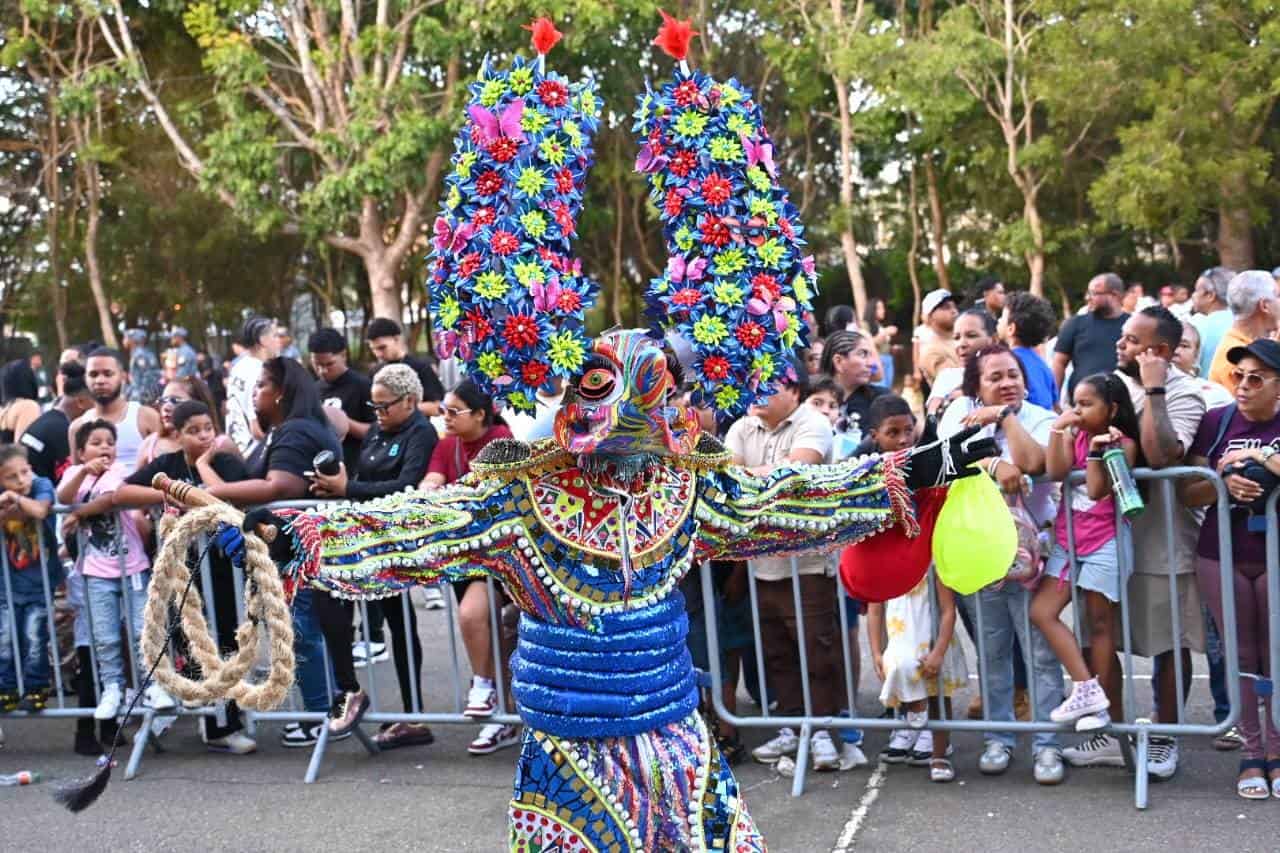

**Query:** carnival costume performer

left=107, top=15, right=997, bottom=852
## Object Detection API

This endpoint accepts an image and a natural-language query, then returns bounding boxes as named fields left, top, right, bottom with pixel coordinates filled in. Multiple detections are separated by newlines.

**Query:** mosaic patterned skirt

left=508, top=712, right=765, bottom=852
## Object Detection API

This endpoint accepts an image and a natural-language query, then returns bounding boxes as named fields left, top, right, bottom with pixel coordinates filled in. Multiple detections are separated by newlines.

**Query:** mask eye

left=577, top=367, right=615, bottom=401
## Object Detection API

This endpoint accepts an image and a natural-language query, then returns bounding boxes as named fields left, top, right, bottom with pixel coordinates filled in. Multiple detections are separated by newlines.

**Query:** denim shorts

left=1045, top=537, right=1127, bottom=603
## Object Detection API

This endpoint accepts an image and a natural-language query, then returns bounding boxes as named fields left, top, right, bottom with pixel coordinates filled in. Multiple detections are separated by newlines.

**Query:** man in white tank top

left=69, top=348, right=160, bottom=470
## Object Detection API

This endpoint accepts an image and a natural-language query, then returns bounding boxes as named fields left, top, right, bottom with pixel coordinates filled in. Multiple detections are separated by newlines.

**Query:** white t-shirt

left=226, top=355, right=263, bottom=458
left=927, top=367, right=964, bottom=406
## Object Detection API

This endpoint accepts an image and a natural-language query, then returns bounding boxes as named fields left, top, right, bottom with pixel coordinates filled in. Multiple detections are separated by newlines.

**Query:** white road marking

left=831, top=760, right=887, bottom=853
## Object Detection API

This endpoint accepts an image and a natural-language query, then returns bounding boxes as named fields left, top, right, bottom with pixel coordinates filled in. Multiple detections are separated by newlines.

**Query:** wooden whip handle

left=151, top=473, right=278, bottom=543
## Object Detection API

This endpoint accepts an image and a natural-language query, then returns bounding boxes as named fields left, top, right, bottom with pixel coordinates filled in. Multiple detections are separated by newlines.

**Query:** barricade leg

left=791, top=721, right=811, bottom=798
left=1133, top=721, right=1150, bottom=810
left=124, top=708, right=157, bottom=780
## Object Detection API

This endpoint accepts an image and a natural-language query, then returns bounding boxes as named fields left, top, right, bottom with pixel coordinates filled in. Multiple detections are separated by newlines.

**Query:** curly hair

left=372, top=363, right=423, bottom=402
left=961, top=342, right=1028, bottom=400
left=1005, top=291, right=1056, bottom=347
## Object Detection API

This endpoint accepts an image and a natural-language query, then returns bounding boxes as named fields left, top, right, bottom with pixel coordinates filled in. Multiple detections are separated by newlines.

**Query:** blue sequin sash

left=512, top=590, right=699, bottom=738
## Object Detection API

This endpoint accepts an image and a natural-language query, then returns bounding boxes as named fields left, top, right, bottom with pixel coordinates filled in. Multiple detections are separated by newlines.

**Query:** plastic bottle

left=1103, top=446, right=1144, bottom=518
left=0, top=771, right=40, bottom=785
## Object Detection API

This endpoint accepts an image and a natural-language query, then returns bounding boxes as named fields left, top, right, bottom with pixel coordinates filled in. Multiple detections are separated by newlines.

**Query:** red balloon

left=838, top=487, right=947, bottom=604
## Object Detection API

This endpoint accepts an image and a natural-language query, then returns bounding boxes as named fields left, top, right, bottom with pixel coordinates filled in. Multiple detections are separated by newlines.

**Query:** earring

left=275, top=398, right=282, bottom=406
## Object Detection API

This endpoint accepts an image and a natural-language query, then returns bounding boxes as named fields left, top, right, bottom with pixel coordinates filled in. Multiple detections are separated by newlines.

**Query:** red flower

left=751, top=273, right=780, bottom=302
left=464, top=309, right=493, bottom=342
left=473, top=207, right=496, bottom=226
left=537, top=80, right=569, bottom=108
left=673, top=81, right=701, bottom=107
left=523, top=17, right=563, bottom=56
left=554, top=168, right=575, bottom=195
left=457, top=252, right=483, bottom=278
left=653, top=10, right=698, bottom=62
left=671, top=288, right=703, bottom=307
left=521, top=360, right=550, bottom=387
left=487, top=137, right=520, bottom=163
left=736, top=321, right=766, bottom=350
left=669, top=149, right=697, bottom=177
left=699, top=216, right=730, bottom=247
left=700, top=173, right=731, bottom=206
left=556, top=290, right=582, bottom=312
left=476, top=171, right=503, bottom=196
left=503, top=314, right=541, bottom=349
left=701, top=356, right=730, bottom=380
left=779, top=217, right=794, bottom=238
left=552, top=201, right=575, bottom=236
left=647, top=130, right=666, bottom=156
left=490, top=230, right=519, bottom=255
left=664, top=190, right=684, bottom=217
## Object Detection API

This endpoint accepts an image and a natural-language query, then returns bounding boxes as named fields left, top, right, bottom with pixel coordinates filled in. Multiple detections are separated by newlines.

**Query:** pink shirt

left=1053, top=431, right=1129, bottom=556
left=59, top=462, right=150, bottom=579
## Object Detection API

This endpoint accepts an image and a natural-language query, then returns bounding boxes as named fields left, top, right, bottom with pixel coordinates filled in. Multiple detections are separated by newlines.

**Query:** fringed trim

left=883, top=451, right=919, bottom=538
left=277, top=509, right=320, bottom=603
left=470, top=437, right=574, bottom=482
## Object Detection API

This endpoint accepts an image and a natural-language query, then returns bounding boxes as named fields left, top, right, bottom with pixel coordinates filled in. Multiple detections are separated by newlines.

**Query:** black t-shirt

left=383, top=355, right=445, bottom=404
left=347, top=411, right=438, bottom=500
left=841, top=384, right=889, bottom=436
left=127, top=449, right=250, bottom=491
left=318, top=368, right=374, bottom=471
left=1055, top=311, right=1129, bottom=396
left=248, top=417, right=342, bottom=480
left=20, top=408, right=71, bottom=482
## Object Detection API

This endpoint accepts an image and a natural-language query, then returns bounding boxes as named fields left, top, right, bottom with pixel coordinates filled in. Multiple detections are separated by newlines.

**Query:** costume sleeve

left=273, top=476, right=523, bottom=601
left=693, top=452, right=915, bottom=562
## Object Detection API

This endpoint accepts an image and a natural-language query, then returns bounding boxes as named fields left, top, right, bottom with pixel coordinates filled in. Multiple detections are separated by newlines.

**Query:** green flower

left=714, top=385, right=741, bottom=410
left=726, top=114, right=753, bottom=136
left=781, top=314, right=800, bottom=348
left=548, top=331, right=585, bottom=371
left=478, top=79, right=506, bottom=107
left=673, top=110, right=709, bottom=139
left=746, top=165, right=771, bottom=193
left=506, top=390, right=533, bottom=413
left=520, top=109, right=548, bottom=134
left=748, top=196, right=776, bottom=221
left=437, top=296, right=460, bottom=328
left=693, top=315, right=729, bottom=346
left=708, top=136, right=743, bottom=162
left=445, top=185, right=461, bottom=210
left=474, top=271, right=508, bottom=300
left=751, top=352, right=776, bottom=382
left=793, top=272, right=813, bottom=304
left=455, top=151, right=478, bottom=180
left=512, top=259, right=545, bottom=287
left=562, top=119, right=583, bottom=148
left=713, top=247, right=748, bottom=276
left=674, top=226, right=695, bottom=252
left=712, top=281, right=743, bottom=307
left=509, top=67, right=533, bottom=94
left=756, top=238, right=786, bottom=268
left=577, top=90, right=598, bottom=118
left=538, top=135, right=567, bottom=166
left=520, top=210, right=548, bottom=239
left=515, top=167, right=547, bottom=196
left=718, top=82, right=743, bottom=105
left=477, top=351, right=505, bottom=379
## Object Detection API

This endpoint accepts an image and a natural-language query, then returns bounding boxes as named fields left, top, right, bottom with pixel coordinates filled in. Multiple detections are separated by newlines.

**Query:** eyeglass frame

left=368, top=394, right=408, bottom=414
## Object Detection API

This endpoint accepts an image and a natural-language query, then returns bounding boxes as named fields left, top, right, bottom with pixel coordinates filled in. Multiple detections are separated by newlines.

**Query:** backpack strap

left=1205, top=403, right=1237, bottom=461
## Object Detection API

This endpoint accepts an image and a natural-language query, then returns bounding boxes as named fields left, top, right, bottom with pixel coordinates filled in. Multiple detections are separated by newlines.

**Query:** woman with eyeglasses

left=135, top=376, right=221, bottom=468
left=308, top=364, right=438, bottom=749
left=1181, top=340, right=1280, bottom=799
left=420, top=380, right=519, bottom=755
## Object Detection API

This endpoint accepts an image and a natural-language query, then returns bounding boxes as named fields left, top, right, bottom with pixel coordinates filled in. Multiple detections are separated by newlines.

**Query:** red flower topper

left=523, top=17, right=564, bottom=56
left=653, top=10, right=698, bottom=62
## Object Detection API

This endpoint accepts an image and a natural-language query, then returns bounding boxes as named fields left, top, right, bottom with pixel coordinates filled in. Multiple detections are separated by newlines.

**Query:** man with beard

left=1062, top=305, right=1206, bottom=779
left=1053, top=272, right=1129, bottom=398
left=67, top=348, right=160, bottom=470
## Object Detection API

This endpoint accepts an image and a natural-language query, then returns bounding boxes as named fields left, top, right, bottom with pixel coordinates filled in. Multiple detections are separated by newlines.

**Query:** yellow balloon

left=932, top=473, right=1017, bottom=595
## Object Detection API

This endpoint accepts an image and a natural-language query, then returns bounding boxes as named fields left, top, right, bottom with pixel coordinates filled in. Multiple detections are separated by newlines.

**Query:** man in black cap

left=365, top=317, right=445, bottom=417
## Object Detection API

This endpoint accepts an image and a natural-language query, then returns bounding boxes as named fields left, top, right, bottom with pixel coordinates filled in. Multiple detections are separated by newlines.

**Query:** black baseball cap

left=1226, top=339, right=1280, bottom=372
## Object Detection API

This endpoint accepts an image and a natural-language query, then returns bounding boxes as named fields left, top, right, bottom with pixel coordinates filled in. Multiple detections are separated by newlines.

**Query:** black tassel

left=52, top=763, right=111, bottom=813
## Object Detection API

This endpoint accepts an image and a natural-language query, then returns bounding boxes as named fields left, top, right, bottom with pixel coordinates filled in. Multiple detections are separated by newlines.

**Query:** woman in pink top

left=1031, top=373, right=1140, bottom=736
left=58, top=419, right=173, bottom=719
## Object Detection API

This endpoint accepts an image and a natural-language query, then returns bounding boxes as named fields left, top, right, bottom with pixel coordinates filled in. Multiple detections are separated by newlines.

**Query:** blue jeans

left=0, top=598, right=50, bottom=692
left=963, top=584, right=1063, bottom=753
left=291, top=588, right=332, bottom=712
left=86, top=573, right=150, bottom=689
left=879, top=354, right=895, bottom=389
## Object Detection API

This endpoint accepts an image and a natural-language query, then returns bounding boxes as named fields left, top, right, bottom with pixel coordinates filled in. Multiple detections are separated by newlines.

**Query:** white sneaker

left=811, top=731, right=840, bottom=771
left=144, top=683, right=177, bottom=711
left=352, top=641, right=389, bottom=668
left=94, top=683, right=123, bottom=721
left=978, top=741, right=1013, bottom=775
left=422, top=587, right=446, bottom=610
left=464, top=684, right=498, bottom=718
left=206, top=731, right=257, bottom=755
left=838, top=742, right=870, bottom=770
left=880, top=728, right=918, bottom=764
left=1050, top=678, right=1109, bottom=724
left=1063, top=733, right=1125, bottom=767
left=751, top=727, right=800, bottom=764
left=905, top=709, right=928, bottom=729
left=1076, top=708, right=1111, bottom=733
left=1034, top=747, right=1066, bottom=785
left=468, top=723, right=521, bottom=755
left=1146, top=736, right=1178, bottom=781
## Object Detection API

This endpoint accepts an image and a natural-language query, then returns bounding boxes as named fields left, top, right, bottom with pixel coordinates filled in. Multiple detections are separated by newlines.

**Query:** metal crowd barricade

left=698, top=466, right=1240, bottom=809
left=1263, top=490, right=1280, bottom=733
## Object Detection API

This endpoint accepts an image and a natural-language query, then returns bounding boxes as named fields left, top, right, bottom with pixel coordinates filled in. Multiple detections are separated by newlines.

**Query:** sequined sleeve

left=693, top=451, right=916, bottom=561
left=275, top=478, right=525, bottom=601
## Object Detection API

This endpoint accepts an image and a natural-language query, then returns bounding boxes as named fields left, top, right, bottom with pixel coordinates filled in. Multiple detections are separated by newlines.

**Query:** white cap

left=921, top=289, right=954, bottom=319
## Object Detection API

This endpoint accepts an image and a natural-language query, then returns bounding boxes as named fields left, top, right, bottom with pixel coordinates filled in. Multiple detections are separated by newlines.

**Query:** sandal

left=1266, top=759, right=1280, bottom=799
left=1237, top=759, right=1270, bottom=800
left=930, top=758, right=955, bottom=783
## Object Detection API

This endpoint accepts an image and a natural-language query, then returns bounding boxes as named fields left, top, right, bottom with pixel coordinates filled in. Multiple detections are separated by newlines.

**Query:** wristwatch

left=1260, top=446, right=1278, bottom=463
left=997, top=404, right=1018, bottom=424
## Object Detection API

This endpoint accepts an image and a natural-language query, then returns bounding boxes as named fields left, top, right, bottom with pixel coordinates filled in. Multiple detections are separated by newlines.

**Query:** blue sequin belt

left=512, top=590, right=699, bottom=738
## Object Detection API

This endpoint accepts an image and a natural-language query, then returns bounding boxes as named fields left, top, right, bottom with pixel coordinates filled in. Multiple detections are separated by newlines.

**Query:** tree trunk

left=365, top=254, right=403, bottom=321
left=1217, top=174, right=1254, bottom=270
left=81, top=156, right=118, bottom=349
left=923, top=154, right=950, bottom=291
left=833, top=75, right=868, bottom=319
left=906, top=165, right=923, bottom=320
left=1023, top=190, right=1046, bottom=297
left=44, top=95, right=68, bottom=351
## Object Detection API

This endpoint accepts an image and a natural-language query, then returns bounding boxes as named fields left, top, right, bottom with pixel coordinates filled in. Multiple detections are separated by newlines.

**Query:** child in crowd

left=1031, top=374, right=1140, bottom=753
left=806, top=378, right=844, bottom=429
left=58, top=420, right=173, bottom=721
left=854, top=394, right=917, bottom=457
left=0, top=444, right=61, bottom=712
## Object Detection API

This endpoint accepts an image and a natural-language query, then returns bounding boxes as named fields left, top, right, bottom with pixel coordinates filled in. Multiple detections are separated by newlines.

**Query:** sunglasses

left=368, top=395, right=407, bottom=413
left=1231, top=368, right=1278, bottom=391
left=442, top=405, right=474, bottom=418
left=158, top=395, right=189, bottom=406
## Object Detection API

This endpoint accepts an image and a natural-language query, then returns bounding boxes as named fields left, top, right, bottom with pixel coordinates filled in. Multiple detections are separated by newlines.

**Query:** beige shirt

left=724, top=403, right=833, bottom=581
left=1116, top=365, right=1206, bottom=576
